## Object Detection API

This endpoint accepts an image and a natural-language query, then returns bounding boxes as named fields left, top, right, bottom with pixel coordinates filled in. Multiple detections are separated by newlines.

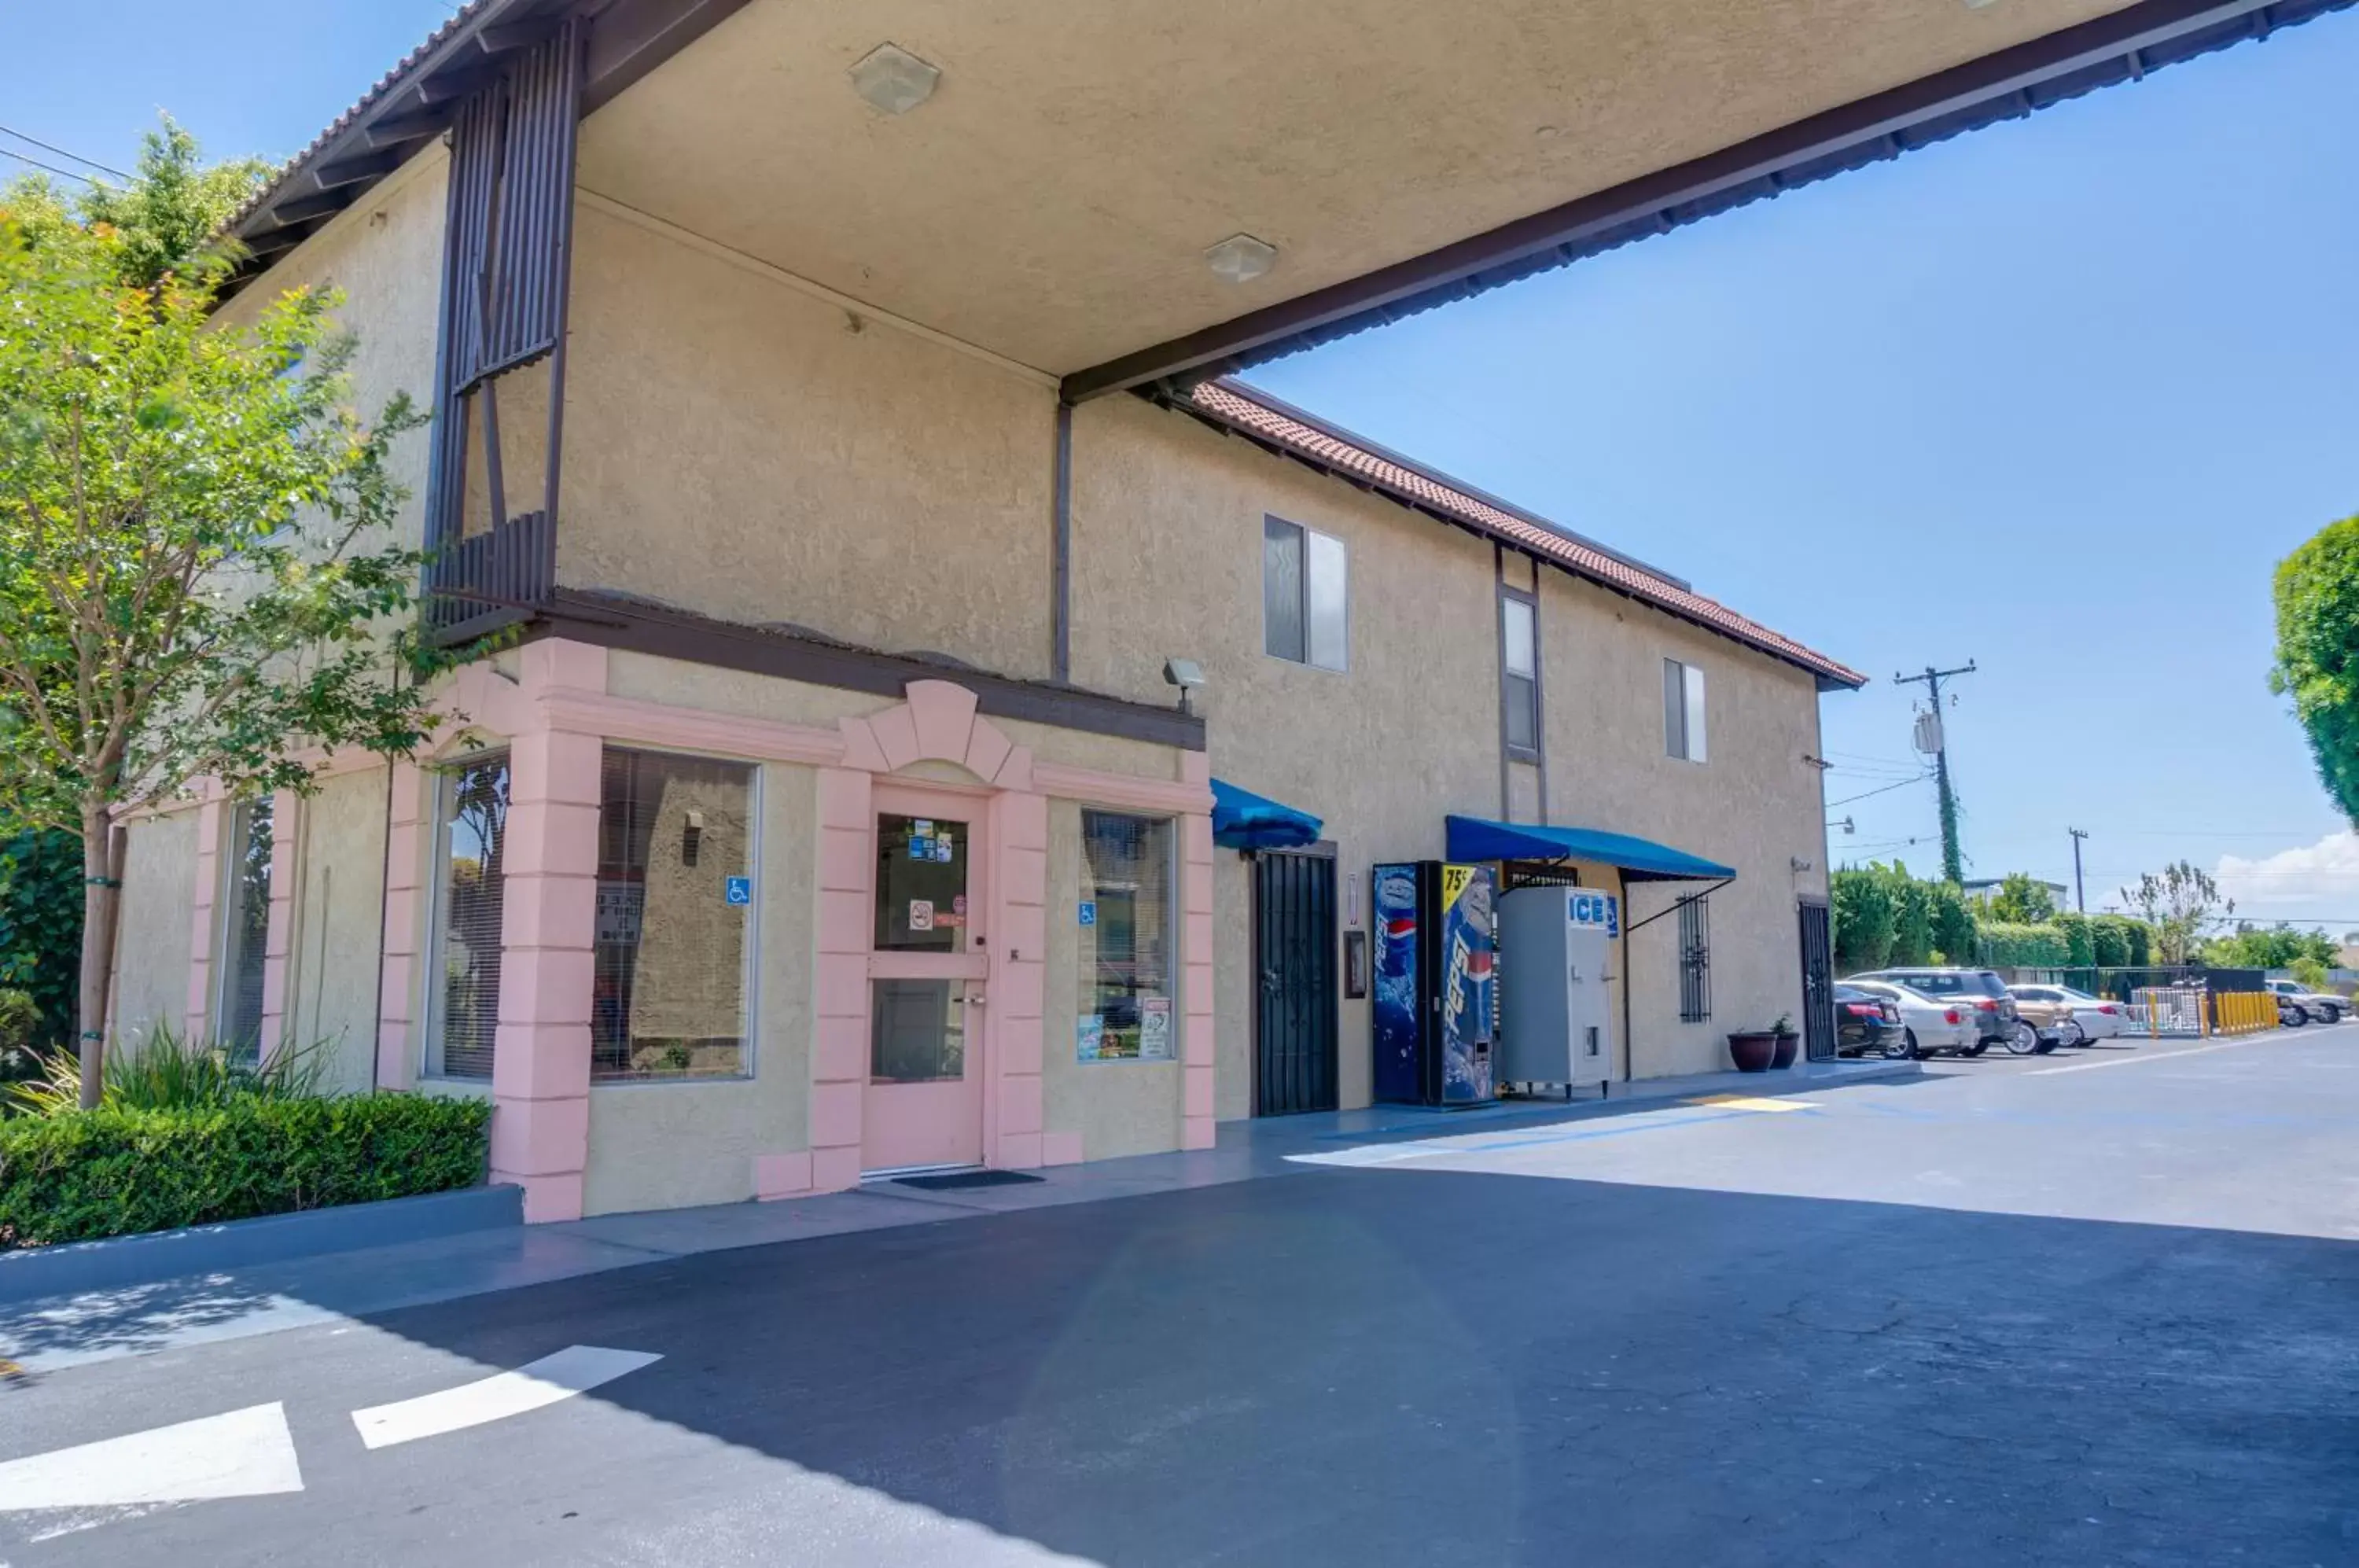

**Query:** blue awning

left=1212, top=778, right=1323, bottom=850
left=1444, top=814, right=1735, bottom=882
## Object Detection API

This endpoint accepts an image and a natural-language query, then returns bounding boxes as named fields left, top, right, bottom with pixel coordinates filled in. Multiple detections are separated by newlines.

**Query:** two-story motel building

left=99, top=0, right=2286, bottom=1220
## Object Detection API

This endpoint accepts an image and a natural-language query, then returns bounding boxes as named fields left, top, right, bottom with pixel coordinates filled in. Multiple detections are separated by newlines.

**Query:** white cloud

left=2214, top=831, right=2359, bottom=924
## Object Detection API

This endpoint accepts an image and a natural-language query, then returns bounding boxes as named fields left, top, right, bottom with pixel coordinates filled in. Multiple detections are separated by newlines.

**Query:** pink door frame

left=861, top=778, right=992, bottom=1172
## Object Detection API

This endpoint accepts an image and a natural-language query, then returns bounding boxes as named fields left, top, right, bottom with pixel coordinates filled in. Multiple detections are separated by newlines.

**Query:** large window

left=1078, top=812, right=1175, bottom=1061
left=1678, top=894, right=1712, bottom=1023
left=215, top=797, right=273, bottom=1063
left=593, top=748, right=755, bottom=1081
left=1664, top=657, right=1708, bottom=763
left=1502, top=592, right=1539, bottom=757
left=1263, top=516, right=1347, bottom=671
left=427, top=753, right=509, bottom=1080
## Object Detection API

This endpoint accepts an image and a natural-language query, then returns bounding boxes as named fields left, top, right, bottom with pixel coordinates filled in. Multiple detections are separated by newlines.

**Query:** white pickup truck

left=2262, top=978, right=2346, bottom=1025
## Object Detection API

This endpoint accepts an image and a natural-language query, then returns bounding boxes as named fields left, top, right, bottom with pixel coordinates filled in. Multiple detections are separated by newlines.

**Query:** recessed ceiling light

left=849, top=43, right=940, bottom=115
left=1205, top=234, right=1279, bottom=285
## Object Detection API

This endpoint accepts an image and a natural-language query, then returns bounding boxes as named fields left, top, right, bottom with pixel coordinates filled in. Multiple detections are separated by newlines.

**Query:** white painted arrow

left=351, top=1345, right=661, bottom=1450
left=0, top=1402, right=303, bottom=1511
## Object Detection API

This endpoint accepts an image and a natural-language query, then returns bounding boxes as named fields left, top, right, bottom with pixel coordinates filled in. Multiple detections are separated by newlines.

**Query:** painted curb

left=0, top=1183, right=524, bottom=1303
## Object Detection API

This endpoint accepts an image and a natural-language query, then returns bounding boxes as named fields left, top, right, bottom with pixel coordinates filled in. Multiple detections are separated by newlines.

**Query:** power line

left=0, top=123, right=128, bottom=180
left=0, top=143, right=95, bottom=185
left=1827, top=773, right=1935, bottom=809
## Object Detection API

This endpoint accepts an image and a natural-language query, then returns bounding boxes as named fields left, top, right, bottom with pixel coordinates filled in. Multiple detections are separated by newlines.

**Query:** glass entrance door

left=863, top=788, right=988, bottom=1172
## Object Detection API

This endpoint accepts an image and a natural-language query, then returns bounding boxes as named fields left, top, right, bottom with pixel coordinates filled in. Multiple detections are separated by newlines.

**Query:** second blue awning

left=1444, top=814, right=1735, bottom=882
left=1212, top=778, right=1323, bottom=850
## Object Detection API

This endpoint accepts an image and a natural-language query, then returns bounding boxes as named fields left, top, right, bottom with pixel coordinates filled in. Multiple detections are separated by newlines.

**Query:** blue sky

left=8, top=3, right=2357, bottom=924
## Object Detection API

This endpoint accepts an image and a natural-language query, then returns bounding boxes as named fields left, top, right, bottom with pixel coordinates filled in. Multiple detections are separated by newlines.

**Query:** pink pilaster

left=256, top=790, right=300, bottom=1062
left=1180, top=811, right=1217, bottom=1150
left=375, top=761, right=427, bottom=1091
left=811, top=767, right=874, bottom=1193
left=489, top=727, right=602, bottom=1223
left=988, top=790, right=1049, bottom=1170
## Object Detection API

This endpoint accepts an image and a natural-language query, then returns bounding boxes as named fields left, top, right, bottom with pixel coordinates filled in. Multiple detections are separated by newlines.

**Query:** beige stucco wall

left=217, top=149, right=447, bottom=556
left=282, top=770, right=392, bottom=1094
left=554, top=203, right=1058, bottom=679
left=1540, top=574, right=1831, bottom=1078
left=1043, top=801, right=1183, bottom=1160
left=1067, top=392, right=1836, bottom=1105
left=111, top=810, right=200, bottom=1047
left=1069, top=394, right=1505, bottom=1113
left=583, top=762, right=816, bottom=1215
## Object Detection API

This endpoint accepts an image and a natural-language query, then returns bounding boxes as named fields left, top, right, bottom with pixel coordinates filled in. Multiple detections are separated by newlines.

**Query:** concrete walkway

left=0, top=1056, right=1912, bottom=1375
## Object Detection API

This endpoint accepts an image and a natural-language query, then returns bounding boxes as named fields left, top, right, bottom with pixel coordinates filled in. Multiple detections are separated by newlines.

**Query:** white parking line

left=0, top=1402, right=302, bottom=1511
left=351, top=1345, right=661, bottom=1450
left=2026, top=1031, right=2320, bottom=1075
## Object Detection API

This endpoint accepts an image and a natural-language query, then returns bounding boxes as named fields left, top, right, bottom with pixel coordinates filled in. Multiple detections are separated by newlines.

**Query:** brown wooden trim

left=524, top=590, right=1209, bottom=751
left=580, top=0, right=760, bottom=117
left=1062, top=0, right=2344, bottom=399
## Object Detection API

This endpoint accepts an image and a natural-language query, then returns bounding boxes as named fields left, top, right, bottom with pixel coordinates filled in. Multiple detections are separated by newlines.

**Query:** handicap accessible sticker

left=724, top=876, right=753, bottom=906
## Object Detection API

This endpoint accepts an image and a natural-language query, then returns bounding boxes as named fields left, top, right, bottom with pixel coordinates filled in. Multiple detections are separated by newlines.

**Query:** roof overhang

left=223, top=0, right=2352, bottom=373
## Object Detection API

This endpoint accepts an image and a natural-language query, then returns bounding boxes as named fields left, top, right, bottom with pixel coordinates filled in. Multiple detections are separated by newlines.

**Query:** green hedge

left=1978, top=921, right=2071, bottom=967
left=0, top=1093, right=491, bottom=1250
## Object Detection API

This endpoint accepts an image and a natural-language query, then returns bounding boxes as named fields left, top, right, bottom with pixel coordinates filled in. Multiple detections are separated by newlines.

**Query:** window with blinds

left=593, top=747, right=754, bottom=1081
left=216, top=797, right=273, bottom=1064
left=1502, top=592, right=1539, bottom=757
left=1079, top=812, right=1176, bottom=1061
left=429, top=753, right=510, bottom=1080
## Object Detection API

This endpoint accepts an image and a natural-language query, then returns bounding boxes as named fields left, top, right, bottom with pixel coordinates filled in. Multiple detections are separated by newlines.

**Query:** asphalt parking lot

left=4, top=1025, right=2355, bottom=1566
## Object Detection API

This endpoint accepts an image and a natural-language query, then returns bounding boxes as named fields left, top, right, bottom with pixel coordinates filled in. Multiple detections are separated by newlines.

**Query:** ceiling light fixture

left=1205, top=234, right=1278, bottom=285
left=849, top=43, right=941, bottom=115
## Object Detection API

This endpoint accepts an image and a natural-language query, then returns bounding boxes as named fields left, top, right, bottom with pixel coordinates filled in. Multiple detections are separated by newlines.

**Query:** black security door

left=1798, top=900, right=1836, bottom=1062
left=1254, top=851, right=1338, bottom=1115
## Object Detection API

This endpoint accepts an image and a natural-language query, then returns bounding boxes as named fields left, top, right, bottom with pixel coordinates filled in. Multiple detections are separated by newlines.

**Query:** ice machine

left=1497, top=885, right=1617, bottom=1091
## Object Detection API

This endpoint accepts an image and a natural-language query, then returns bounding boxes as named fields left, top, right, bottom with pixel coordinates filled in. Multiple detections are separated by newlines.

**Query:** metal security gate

left=1254, top=850, right=1338, bottom=1115
left=1798, top=900, right=1836, bottom=1062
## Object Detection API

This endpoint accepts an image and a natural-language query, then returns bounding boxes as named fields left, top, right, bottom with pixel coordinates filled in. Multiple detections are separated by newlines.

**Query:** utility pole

left=2068, top=827, right=2090, bottom=913
left=1893, top=661, right=1976, bottom=884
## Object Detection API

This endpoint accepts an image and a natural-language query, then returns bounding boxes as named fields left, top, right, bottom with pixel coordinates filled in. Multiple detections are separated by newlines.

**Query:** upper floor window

left=1501, top=592, right=1539, bottom=757
left=1664, top=658, right=1707, bottom=763
left=1264, top=516, right=1348, bottom=671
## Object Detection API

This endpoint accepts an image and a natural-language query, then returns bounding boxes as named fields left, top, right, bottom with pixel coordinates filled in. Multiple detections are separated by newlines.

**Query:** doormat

left=895, top=1170, right=1047, bottom=1191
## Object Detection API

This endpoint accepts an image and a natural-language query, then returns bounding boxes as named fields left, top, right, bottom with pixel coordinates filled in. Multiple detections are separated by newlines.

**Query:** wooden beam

left=417, top=67, right=494, bottom=108
left=581, top=0, right=760, bottom=116
left=267, top=190, right=348, bottom=226
left=478, top=20, right=558, bottom=54
left=364, top=109, right=449, bottom=149
left=313, top=149, right=405, bottom=190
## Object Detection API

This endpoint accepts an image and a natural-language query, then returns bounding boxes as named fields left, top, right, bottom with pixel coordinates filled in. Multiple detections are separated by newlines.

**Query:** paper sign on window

left=1077, top=1014, right=1104, bottom=1062
left=1139, top=996, right=1173, bottom=1060
left=909, top=900, right=934, bottom=932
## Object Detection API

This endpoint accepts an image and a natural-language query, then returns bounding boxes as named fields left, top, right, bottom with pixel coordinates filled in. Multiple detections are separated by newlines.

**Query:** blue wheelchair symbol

left=724, top=877, right=753, bottom=906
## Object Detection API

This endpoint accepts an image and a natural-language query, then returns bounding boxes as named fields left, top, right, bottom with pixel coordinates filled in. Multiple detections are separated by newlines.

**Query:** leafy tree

left=2290, top=955, right=2331, bottom=990
left=2089, top=915, right=2130, bottom=968
left=2269, top=514, right=2359, bottom=826
left=2052, top=910, right=2095, bottom=967
left=0, top=826, right=84, bottom=1045
left=1929, top=879, right=1975, bottom=964
left=1831, top=867, right=1896, bottom=974
left=2122, top=862, right=2229, bottom=966
left=0, top=193, right=454, bottom=1105
left=2, top=116, right=270, bottom=291
left=1982, top=872, right=2059, bottom=925
left=2208, top=922, right=2338, bottom=970
left=1887, top=869, right=1935, bottom=967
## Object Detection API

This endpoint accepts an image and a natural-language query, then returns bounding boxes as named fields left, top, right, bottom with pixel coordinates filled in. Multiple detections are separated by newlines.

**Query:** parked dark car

left=1834, top=984, right=1910, bottom=1059
left=1853, top=967, right=2021, bottom=1051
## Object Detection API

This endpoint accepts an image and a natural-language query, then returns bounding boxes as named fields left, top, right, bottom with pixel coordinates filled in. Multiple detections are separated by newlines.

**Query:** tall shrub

left=1831, top=867, right=1896, bottom=973
left=2053, top=911, right=2096, bottom=967
left=1888, top=869, right=1936, bottom=966
left=1978, top=922, right=2071, bottom=967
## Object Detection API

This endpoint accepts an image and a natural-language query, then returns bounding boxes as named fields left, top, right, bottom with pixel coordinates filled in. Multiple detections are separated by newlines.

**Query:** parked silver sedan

left=1843, top=978, right=1980, bottom=1058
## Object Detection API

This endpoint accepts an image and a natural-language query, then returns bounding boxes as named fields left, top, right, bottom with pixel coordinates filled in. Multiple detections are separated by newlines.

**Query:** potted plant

left=1770, top=1013, right=1799, bottom=1069
left=1727, top=1023, right=1779, bottom=1073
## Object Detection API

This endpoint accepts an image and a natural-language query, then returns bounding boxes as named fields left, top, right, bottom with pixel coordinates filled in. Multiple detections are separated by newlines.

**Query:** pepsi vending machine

left=1372, top=861, right=1497, bottom=1106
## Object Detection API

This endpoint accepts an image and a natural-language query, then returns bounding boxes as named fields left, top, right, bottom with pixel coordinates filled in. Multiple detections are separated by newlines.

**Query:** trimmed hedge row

left=0, top=1093, right=491, bottom=1250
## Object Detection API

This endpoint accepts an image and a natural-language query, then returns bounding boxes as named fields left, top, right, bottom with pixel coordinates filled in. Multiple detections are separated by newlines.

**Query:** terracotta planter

left=1728, top=1031, right=1778, bottom=1073
left=1771, top=1031, right=1799, bottom=1069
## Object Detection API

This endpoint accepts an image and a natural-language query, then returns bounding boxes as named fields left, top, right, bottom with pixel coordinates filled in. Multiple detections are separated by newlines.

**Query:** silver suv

left=2262, top=978, right=2345, bottom=1024
left=1851, top=967, right=2021, bottom=1052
